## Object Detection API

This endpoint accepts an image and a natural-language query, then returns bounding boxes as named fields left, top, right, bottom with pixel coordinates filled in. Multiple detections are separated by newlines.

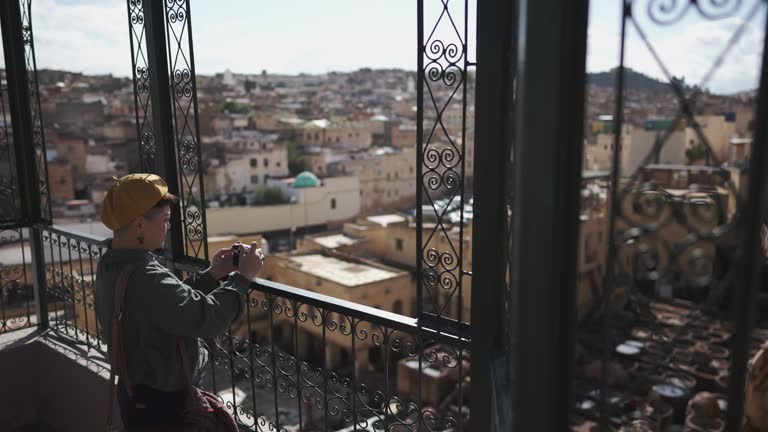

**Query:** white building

left=205, top=175, right=360, bottom=236
left=204, top=131, right=290, bottom=195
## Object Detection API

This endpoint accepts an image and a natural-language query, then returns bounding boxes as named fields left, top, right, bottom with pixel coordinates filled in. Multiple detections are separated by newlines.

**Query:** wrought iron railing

left=567, top=0, right=768, bottom=430
left=7, top=223, right=470, bottom=431
left=39, top=225, right=108, bottom=353
left=205, top=279, right=470, bottom=431
left=0, top=227, right=34, bottom=334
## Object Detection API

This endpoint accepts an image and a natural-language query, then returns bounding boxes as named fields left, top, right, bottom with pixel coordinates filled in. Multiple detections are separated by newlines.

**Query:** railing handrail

left=30, top=224, right=471, bottom=349
left=40, top=223, right=108, bottom=245
left=251, top=278, right=471, bottom=349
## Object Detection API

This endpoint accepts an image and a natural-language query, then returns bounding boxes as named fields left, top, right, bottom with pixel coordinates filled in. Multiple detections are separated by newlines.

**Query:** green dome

left=294, top=171, right=319, bottom=188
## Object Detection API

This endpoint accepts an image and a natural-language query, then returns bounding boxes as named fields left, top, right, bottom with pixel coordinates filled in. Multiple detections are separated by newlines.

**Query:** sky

left=9, top=0, right=768, bottom=94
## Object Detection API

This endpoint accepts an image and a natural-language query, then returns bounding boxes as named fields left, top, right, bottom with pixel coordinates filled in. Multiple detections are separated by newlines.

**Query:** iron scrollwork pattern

left=19, top=0, right=51, bottom=222
left=163, top=0, right=208, bottom=262
left=571, top=0, right=768, bottom=429
left=127, top=0, right=157, bottom=173
left=200, top=283, right=470, bottom=431
left=0, top=229, right=31, bottom=334
left=41, top=227, right=108, bottom=354
left=418, top=0, right=473, bottom=324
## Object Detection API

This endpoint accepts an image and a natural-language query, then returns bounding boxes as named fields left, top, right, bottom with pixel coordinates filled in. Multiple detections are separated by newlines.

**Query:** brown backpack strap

left=106, top=263, right=141, bottom=429
left=177, top=338, right=196, bottom=392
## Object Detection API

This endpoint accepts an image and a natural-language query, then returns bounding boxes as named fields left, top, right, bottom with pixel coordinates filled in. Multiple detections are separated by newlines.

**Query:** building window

left=251, top=175, right=259, bottom=184
left=276, top=161, right=281, bottom=167
left=262, top=143, right=266, bottom=150
left=393, top=300, right=403, bottom=315
left=395, top=238, right=403, bottom=251
left=331, top=198, right=337, bottom=209
left=264, top=158, right=269, bottom=167
left=250, top=158, right=258, bottom=167
left=315, top=278, right=322, bottom=287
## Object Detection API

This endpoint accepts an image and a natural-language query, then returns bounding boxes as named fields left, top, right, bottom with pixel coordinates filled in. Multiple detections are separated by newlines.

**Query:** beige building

left=342, top=214, right=473, bottom=322
left=301, top=119, right=372, bottom=150
left=734, top=105, right=754, bottom=136
left=392, top=96, right=416, bottom=118
left=303, top=150, right=349, bottom=178
left=392, top=123, right=417, bottom=149
left=249, top=111, right=289, bottom=132
left=49, top=132, right=88, bottom=178
left=304, top=152, right=328, bottom=177
left=255, top=252, right=413, bottom=372
left=211, top=113, right=249, bottom=132
left=622, top=115, right=738, bottom=175
left=730, top=137, right=752, bottom=164
left=584, top=133, right=616, bottom=172
left=331, top=148, right=417, bottom=214
left=623, top=123, right=691, bottom=175
left=439, top=103, right=475, bottom=141
left=203, top=135, right=289, bottom=195
left=695, top=114, right=736, bottom=163
left=205, top=176, right=360, bottom=235
left=48, top=159, right=75, bottom=203
left=295, top=232, right=367, bottom=256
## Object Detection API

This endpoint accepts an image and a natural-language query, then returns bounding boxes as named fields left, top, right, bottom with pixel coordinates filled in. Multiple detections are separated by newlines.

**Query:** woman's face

left=141, top=205, right=171, bottom=250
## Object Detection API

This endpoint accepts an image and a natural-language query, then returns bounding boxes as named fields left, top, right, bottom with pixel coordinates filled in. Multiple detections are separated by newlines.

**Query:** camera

left=231, top=244, right=251, bottom=266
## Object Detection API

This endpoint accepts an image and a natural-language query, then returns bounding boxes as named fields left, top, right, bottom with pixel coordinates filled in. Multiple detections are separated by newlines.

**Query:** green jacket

left=95, top=243, right=250, bottom=392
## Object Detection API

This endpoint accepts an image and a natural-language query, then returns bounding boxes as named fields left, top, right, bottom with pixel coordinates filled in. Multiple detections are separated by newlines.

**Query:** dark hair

left=153, top=193, right=179, bottom=208
left=145, top=193, right=179, bottom=218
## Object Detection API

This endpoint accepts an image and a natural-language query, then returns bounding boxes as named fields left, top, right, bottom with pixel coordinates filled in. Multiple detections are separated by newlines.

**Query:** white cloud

left=0, top=0, right=763, bottom=95
left=26, top=0, right=130, bottom=76
left=588, top=10, right=766, bottom=94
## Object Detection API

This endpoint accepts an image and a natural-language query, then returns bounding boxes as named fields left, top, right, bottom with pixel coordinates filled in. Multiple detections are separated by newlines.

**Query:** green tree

left=251, top=187, right=290, bottom=206
left=222, top=101, right=252, bottom=114
left=287, top=141, right=306, bottom=176
left=685, top=142, right=708, bottom=164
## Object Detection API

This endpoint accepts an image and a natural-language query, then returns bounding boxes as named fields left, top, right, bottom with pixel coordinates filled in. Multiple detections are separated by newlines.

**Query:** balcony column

left=509, top=0, right=591, bottom=430
left=0, top=0, right=50, bottom=329
left=141, top=0, right=185, bottom=264
left=471, top=0, right=516, bottom=430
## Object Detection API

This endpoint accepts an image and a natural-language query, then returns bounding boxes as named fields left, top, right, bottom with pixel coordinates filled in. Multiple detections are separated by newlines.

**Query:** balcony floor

left=0, top=327, right=119, bottom=432
left=11, top=421, right=59, bottom=432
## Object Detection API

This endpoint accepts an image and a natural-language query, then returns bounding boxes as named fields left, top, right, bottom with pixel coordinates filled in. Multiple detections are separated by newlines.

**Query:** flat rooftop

left=366, top=214, right=406, bottom=227
left=289, top=254, right=402, bottom=287
left=311, top=234, right=360, bottom=249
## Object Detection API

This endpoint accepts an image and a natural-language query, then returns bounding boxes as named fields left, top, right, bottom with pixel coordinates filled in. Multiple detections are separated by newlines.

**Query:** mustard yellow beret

left=100, top=173, right=169, bottom=230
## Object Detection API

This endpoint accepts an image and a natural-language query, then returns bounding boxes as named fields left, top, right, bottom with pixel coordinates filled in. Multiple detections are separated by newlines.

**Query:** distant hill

left=588, top=67, right=681, bottom=93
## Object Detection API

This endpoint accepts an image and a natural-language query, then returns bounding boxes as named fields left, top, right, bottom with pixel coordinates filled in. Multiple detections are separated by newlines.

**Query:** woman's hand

left=210, top=247, right=236, bottom=280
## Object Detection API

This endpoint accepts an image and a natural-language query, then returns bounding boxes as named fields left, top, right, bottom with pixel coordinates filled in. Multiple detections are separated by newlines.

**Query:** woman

left=95, top=173, right=264, bottom=429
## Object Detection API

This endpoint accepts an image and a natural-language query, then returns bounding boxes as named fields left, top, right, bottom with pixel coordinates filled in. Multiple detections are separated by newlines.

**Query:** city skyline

left=4, top=0, right=765, bottom=94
